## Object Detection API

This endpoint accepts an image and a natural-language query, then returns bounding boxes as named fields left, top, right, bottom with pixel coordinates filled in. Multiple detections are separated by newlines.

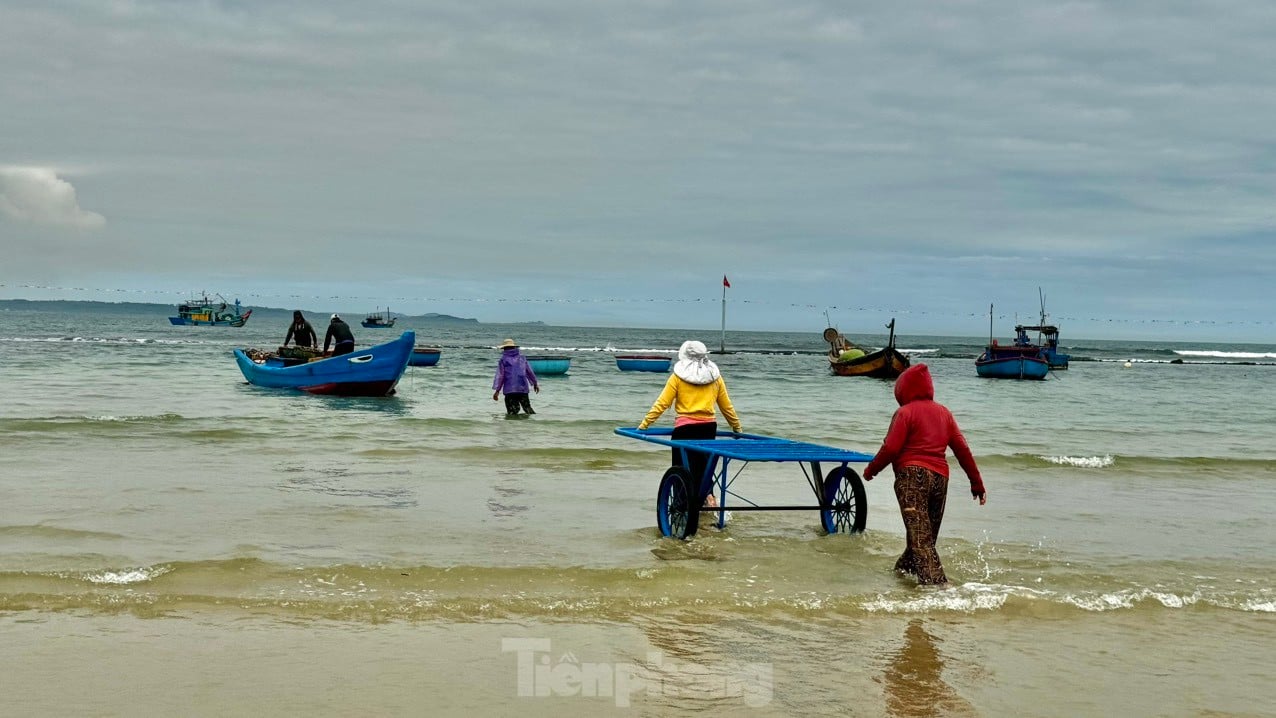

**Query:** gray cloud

left=2, top=1, right=1274, bottom=338
left=0, top=167, right=105, bottom=229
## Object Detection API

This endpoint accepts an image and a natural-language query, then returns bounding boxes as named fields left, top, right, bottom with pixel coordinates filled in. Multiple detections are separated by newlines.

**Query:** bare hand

left=974, top=492, right=987, bottom=505
left=533, top=385, right=540, bottom=394
left=492, top=391, right=499, bottom=401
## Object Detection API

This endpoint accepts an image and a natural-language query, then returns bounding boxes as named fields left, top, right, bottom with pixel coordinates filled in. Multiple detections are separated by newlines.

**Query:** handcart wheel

left=820, top=466, right=867, bottom=534
left=657, top=466, right=698, bottom=540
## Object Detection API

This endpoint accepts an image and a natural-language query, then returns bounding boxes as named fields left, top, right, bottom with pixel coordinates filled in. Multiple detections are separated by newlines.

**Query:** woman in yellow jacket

left=637, top=340, right=743, bottom=494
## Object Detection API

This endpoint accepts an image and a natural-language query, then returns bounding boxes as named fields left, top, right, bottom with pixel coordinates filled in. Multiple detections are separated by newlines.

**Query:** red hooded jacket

left=863, top=364, right=984, bottom=496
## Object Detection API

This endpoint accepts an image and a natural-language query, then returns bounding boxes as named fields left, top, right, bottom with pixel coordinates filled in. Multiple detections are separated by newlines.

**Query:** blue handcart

left=614, top=427, right=875, bottom=540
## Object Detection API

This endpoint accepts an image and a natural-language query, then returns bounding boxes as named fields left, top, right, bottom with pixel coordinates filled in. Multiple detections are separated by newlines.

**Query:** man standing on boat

left=324, top=314, right=355, bottom=356
left=284, top=311, right=318, bottom=349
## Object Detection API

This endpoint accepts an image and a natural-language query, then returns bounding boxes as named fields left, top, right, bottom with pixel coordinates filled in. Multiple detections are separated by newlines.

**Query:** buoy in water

left=1123, top=361, right=1133, bottom=368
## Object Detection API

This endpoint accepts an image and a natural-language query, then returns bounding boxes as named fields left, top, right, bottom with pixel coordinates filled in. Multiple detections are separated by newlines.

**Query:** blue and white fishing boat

left=975, top=303, right=1050, bottom=380
left=169, top=294, right=252, bottom=327
left=408, top=347, right=442, bottom=367
left=234, top=331, right=414, bottom=396
left=615, top=355, right=671, bottom=372
left=526, top=355, right=571, bottom=375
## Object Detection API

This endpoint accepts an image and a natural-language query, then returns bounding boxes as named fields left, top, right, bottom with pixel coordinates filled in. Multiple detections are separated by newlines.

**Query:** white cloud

left=0, top=166, right=105, bottom=229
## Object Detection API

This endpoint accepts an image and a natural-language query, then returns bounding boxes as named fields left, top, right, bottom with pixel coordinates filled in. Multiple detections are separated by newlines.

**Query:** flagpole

left=720, top=279, right=727, bottom=353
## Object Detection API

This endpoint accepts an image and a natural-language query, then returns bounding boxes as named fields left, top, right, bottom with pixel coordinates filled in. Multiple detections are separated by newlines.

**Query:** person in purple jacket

left=492, top=338, right=539, bottom=415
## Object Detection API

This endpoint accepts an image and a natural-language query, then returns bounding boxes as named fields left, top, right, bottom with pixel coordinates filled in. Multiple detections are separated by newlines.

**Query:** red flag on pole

left=723, top=275, right=731, bottom=288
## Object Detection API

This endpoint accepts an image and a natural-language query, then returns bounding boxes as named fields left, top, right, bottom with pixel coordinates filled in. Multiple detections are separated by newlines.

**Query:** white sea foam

left=1176, top=350, right=1276, bottom=360
left=1063, top=588, right=1200, bottom=611
left=899, top=348, right=939, bottom=355
left=87, top=414, right=180, bottom=422
left=864, top=582, right=1264, bottom=614
left=861, top=583, right=1021, bottom=613
left=1038, top=454, right=1115, bottom=468
left=83, top=566, right=171, bottom=585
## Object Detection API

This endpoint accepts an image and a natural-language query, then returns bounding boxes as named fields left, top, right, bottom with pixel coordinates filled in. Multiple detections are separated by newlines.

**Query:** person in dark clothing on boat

left=324, top=314, right=355, bottom=356
left=284, top=310, right=318, bottom=349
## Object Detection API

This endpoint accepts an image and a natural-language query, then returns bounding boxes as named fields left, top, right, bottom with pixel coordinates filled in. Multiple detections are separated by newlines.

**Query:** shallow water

left=2, top=304, right=1274, bottom=715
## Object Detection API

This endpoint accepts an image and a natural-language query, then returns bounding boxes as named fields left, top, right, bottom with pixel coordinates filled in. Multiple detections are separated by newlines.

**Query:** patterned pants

left=893, top=465, right=949, bottom=585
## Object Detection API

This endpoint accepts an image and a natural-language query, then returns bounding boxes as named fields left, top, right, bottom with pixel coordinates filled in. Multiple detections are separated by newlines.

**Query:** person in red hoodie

left=863, top=363, right=986, bottom=586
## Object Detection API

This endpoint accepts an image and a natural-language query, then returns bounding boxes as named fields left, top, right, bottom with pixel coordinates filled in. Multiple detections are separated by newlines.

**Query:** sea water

left=1, top=303, right=1274, bottom=716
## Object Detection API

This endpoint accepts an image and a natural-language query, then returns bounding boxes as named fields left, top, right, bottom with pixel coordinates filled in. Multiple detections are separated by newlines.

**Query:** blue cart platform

left=615, top=427, right=874, bottom=540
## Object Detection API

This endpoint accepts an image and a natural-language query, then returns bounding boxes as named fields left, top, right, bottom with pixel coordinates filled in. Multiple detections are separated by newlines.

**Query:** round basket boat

left=408, top=347, right=442, bottom=367
left=526, top=355, right=571, bottom=376
left=615, top=354, right=672, bottom=372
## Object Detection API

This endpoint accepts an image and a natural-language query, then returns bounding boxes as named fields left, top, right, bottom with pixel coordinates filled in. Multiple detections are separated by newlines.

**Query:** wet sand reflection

left=882, top=620, right=976, bottom=718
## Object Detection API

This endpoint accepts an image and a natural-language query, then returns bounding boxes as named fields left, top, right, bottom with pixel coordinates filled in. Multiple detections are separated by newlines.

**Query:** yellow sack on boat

left=838, top=349, right=865, bottom=361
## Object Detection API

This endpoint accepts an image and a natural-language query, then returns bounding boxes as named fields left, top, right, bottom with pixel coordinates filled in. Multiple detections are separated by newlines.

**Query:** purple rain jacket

left=493, top=348, right=538, bottom=394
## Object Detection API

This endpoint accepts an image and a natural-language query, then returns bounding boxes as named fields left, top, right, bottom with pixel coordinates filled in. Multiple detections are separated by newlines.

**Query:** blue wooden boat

left=976, top=351, right=1050, bottom=380
left=615, top=354, right=671, bottom=372
left=526, top=355, right=571, bottom=375
left=976, top=302, right=1051, bottom=380
left=408, top=347, right=442, bottom=367
left=234, top=331, right=414, bottom=396
left=169, top=294, right=252, bottom=327
left=361, top=307, right=396, bottom=329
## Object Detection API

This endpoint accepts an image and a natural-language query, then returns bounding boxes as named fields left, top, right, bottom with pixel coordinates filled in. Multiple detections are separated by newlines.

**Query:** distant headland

left=0, top=299, right=482, bottom=324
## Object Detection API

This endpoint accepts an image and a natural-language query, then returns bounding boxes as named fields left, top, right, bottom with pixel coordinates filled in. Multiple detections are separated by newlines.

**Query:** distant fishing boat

left=526, top=355, right=571, bottom=375
left=168, top=294, right=251, bottom=327
left=1006, top=289, right=1070, bottom=369
left=408, top=347, right=442, bottom=367
left=361, top=307, right=396, bottom=329
left=825, top=317, right=910, bottom=379
left=615, top=355, right=672, bottom=372
left=233, top=331, right=414, bottom=396
left=976, top=304, right=1050, bottom=380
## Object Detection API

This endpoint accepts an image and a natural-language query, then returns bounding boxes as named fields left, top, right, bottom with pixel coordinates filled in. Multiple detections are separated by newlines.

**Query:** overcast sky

left=2, top=0, right=1274, bottom=340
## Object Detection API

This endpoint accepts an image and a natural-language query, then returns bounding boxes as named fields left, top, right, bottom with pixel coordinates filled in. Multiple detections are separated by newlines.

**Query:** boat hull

left=526, top=356, right=571, bottom=375
left=975, top=354, right=1050, bottom=380
left=408, top=348, right=442, bottom=367
left=829, top=348, right=910, bottom=378
left=615, top=355, right=671, bottom=372
left=235, top=331, right=415, bottom=396
left=361, top=321, right=396, bottom=329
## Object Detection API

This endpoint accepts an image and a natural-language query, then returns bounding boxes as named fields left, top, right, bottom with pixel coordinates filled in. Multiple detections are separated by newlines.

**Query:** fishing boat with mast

left=361, top=307, right=396, bottom=329
left=168, top=293, right=252, bottom=327
left=825, top=317, right=911, bottom=378
left=976, top=304, right=1050, bottom=380
left=1007, top=288, right=1070, bottom=369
